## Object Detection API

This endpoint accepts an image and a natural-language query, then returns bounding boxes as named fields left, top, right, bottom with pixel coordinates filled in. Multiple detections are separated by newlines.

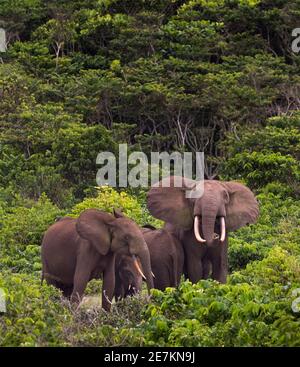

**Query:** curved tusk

left=220, top=217, right=226, bottom=242
left=151, top=271, right=155, bottom=278
left=132, top=255, right=146, bottom=280
left=194, top=216, right=206, bottom=243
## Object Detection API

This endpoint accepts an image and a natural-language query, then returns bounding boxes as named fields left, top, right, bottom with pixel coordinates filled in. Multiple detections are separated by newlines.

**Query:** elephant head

left=76, top=208, right=154, bottom=293
left=147, top=176, right=259, bottom=245
left=115, top=253, right=143, bottom=299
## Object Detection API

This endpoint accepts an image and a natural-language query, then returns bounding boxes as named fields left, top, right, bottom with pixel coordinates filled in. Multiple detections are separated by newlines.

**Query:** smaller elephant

left=114, top=253, right=143, bottom=300
left=142, top=226, right=184, bottom=291
left=41, top=209, right=153, bottom=311
left=114, top=225, right=184, bottom=297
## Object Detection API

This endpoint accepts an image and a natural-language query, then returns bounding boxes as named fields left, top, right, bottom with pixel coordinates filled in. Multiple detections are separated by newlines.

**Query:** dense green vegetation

left=0, top=0, right=300, bottom=346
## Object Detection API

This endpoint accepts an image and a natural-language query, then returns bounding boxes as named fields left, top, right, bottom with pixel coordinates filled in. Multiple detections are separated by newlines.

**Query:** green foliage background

left=0, top=0, right=300, bottom=346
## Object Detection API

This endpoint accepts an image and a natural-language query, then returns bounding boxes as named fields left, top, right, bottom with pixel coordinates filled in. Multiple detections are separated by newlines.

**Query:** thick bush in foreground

left=1, top=246, right=300, bottom=347
left=132, top=247, right=300, bottom=347
left=0, top=272, right=72, bottom=346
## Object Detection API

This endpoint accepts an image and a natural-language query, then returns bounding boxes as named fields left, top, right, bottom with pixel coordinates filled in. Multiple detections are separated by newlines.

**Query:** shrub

left=228, top=192, right=300, bottom=271
left=52, top=123, right=118, bottom=199
left=0, top=194, right=62, bottom=249
left=69, top=185, right=162, bottom=227
left=0, top=271, right=72, bottom=347
left=228, top=238, right=265, bottom=272
left=221, top=112, right=300, bottom=198
left=129, top=247, right=300, bottom=347
left=0, top=194, right=63, bottom=273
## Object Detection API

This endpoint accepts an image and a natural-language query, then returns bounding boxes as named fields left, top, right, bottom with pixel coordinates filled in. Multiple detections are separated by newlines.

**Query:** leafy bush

left=223, top=151, right=299, bottom=192
left=128, top=247, right=300, bottom=347
left=0, top=194, right=63, bottom=273
left=225, top=190, right=300, bottom=273
left=69, top=185, right=162, bottom=227
left=0, top=271, right=150, bottom=347
left=0, top=140, right=75, bottom=208
left=221, top=112, right=300, bottom=198
left=228, top=238, right=265, bottom=272
left=0, top=194, right=62, bottom=249
left=51, top=123, right=118, bottom=199
left=0, top=271, right=72, bottom=346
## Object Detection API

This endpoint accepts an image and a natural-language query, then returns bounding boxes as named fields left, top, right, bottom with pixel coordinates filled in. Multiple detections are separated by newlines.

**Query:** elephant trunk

left=201, top=194, right=218, bottom=244
left=135, top=244, right=154, bottom=294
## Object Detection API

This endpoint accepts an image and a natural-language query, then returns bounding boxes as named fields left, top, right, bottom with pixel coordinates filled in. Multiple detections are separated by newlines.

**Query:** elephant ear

left=222, top=182, right=259, bottom=231
left=147, top=176, right=196, bottom=229
left=76, top=209, right=114, bottom=255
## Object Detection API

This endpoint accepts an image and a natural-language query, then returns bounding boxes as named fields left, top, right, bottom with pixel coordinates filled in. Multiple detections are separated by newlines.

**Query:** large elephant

left=114, top=225, right=184, bottom=298
left=147, top=176, right=259, bottom=284
left=41, top=209, right=154, bottom=311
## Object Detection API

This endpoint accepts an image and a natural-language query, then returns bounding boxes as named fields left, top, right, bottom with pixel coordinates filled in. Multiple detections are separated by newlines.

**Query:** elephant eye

left=124, top=234, right=130, bottom=242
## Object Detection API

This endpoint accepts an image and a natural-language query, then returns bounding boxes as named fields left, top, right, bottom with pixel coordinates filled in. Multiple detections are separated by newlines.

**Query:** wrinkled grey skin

left=41, top=209, right=153, bottom=311
left=114, top=225, right=184, bottom=297
left=147, top=176, right=259, bottom=284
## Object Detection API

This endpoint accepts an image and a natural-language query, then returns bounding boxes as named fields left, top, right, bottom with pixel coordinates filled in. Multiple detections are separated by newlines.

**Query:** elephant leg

left=71, top=267, right=91, bottom=303
left=70, top=251, right=95, bottom=302
left=202, top=258, right=211, bottom=279
left=102, top=253, right=116, bottom=311
left=210, top=242, right=228, bottom=283
left=152, top=266, right=172, bottom=291
left=62, top=284, right=74, bottom=298
left=211, top=256, right=226, bottom=283
left=185, top=253, right=203, bottom=284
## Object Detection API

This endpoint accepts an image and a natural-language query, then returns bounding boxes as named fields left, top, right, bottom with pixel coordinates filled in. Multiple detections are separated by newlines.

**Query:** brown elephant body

left=41, top=209, right=154, bottom=311
left=147, top=176, right=259, bottom=284
left=143, top=227, right=184, bottom=290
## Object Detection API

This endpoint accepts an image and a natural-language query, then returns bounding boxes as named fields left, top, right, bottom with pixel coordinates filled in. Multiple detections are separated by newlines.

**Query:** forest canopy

left=1, top=0, right=299, bottom=203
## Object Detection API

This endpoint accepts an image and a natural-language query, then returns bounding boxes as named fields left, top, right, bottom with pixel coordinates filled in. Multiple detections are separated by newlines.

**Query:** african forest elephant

left=142, top=225, right=184, bottom=291
left=41, top=209, right=154, bottom=311
left=114, top=225, right=184, bottom=298
left=147, top=176, right=259, bottom=284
